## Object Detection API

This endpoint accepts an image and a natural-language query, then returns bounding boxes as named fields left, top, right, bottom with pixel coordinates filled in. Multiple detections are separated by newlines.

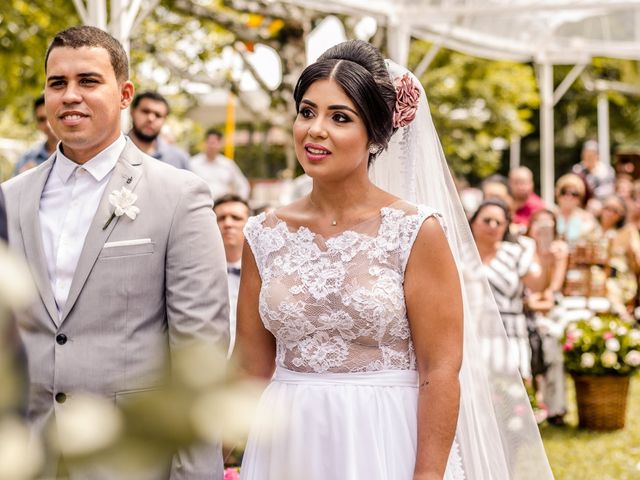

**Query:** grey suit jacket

left=3, top=139, right=229, bottom=479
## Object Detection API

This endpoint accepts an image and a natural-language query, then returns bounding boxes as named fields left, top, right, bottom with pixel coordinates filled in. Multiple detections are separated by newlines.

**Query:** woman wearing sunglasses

left=470, top=199, right=546, bottom=381
left=554, top=173, right=599, bottom=245
left=598, top=195, right=640, bottom=318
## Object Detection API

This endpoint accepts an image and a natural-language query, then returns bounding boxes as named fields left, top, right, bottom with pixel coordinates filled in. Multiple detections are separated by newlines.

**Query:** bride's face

left=293, top=78, right=370, bottom=180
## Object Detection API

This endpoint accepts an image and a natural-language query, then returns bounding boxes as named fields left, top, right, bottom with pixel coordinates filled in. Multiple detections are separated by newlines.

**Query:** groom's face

left=45, top=46, right=134, bottom=163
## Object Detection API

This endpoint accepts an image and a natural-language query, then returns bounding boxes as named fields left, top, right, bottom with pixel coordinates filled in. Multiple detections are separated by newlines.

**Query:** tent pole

left=539, top=61, right=555, bottom=205
left=597, top=92, right=611, bottom=166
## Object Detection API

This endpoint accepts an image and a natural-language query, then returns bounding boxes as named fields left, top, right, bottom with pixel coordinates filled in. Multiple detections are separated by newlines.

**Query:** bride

left=235, top=40, right=553, bottom=479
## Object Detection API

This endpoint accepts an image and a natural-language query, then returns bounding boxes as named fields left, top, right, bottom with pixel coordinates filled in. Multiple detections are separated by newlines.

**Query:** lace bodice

left=244, top=200, right=443, bottom=373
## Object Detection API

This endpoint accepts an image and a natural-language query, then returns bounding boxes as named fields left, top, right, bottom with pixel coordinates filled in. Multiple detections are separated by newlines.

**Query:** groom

left=2, top=26, right=229, bottom=478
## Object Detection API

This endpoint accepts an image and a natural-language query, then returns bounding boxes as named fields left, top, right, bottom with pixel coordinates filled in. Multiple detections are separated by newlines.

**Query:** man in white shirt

left=2, top=25, right=228, bottom=479
left=213, top=194, right=250, bottom=356
left=190, top=129, right=250, bottom=200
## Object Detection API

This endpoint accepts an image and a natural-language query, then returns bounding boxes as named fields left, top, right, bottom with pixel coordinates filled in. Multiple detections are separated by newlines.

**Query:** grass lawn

left=541, top=374, right=640, bottom=479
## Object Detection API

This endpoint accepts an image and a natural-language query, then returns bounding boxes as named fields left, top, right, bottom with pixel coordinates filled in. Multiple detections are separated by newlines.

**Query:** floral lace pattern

left=245, top=200, right=443, bottom=373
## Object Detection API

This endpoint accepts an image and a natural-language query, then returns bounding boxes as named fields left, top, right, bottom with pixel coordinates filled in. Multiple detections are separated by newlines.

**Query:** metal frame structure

left=74, top=0, right=640, bottom=201
left=280, top=0, right=640, bottom=203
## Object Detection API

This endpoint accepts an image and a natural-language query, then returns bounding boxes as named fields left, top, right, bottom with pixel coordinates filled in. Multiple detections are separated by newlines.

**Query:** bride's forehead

left=303, top=79, right=354, bottom=104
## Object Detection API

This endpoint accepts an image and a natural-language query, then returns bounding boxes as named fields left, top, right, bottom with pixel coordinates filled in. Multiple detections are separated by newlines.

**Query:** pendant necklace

left=309, top=197, right=338, bottom=226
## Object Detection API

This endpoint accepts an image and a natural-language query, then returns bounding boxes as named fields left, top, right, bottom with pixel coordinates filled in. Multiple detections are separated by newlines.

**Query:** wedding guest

left=190, top=129, right=250, bottom=200
left=13, top=95, right=59, bottom=176
left=598, top=195, right=640, bottom=317
left=236, top=40, right=552, bottom=479
left=554, top=173, right=599, bottom=245
left=2, top=26, right=229, bottom=478
left=213, top=194, right=250, bottom=356
left=525, top=209, right=569, bottom=426
left=509, top=166, right=545, bottom=228
left=470, top=199, right=546, bottom=380
left=572, top=139, right=615, bottom=201
left=128, top=90, right=190, bottom=170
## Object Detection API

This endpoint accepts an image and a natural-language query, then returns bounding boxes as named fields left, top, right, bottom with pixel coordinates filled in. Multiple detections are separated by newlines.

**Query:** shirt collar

left=55, top=134, right=126, bottom=184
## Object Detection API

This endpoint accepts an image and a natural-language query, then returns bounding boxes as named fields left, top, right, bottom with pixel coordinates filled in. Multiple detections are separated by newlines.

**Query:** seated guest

left=554, top=173, right=599, bottom=245
left=509, top=166, right=545, bottom=229
left=598, top=195, right=640, bottom=318
left=525, top=209, right=569, bottom=426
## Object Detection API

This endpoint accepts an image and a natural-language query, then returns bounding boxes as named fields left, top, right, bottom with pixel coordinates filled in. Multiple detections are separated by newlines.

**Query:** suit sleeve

left=165, top=176, right=228, bottom=479
left=165, top=176, right=230, bottom=350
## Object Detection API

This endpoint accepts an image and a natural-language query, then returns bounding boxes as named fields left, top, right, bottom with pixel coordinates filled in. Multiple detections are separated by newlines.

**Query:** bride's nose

left=308, top=118, right=328, bottom=139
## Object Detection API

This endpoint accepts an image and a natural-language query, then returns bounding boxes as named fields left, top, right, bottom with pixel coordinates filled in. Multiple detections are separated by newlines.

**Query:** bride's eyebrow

left=300, top=99, right=359, bottom=117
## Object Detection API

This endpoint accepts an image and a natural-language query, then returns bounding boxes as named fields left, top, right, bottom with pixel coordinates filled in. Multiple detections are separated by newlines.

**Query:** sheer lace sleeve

left=243, top=213, right=268, bottom=277
left=399, top=205, right=447, bottom=272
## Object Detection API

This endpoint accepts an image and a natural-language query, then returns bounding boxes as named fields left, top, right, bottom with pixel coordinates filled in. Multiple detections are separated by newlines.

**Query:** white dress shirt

left=189, top=153, right=250, bottom=201
left=226, top=260, right=241, bottom=356
left=39, top=135, right=126, bottom=315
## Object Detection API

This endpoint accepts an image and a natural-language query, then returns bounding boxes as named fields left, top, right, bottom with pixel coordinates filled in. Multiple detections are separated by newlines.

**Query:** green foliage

left=562, top=314, right=640, bottom=376
left=0, top=0, right=79, bottom=131
left=410, top=40, right=539, bottom=178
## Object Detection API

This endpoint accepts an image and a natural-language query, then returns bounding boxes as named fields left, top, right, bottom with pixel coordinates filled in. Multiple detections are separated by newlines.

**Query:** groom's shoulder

left=2, top=159, right=52, bottom=198
left=127, top=142, right=207, bottom=192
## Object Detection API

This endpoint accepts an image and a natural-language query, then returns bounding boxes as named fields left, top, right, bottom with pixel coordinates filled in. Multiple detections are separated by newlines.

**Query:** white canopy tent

left=73, top=0, right=640, bottom=201
left=281, top=0, right=640, bottom=203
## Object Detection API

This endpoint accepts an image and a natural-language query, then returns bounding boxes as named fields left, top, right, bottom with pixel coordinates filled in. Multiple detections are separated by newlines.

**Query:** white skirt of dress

left=241, top=367, right=465, bottom=480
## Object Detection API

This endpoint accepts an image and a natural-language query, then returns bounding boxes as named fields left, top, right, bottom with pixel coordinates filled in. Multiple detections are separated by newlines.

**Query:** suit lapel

left=60, top=141, right=143, bottom=323
left=19, top=160, right=59, bottom=325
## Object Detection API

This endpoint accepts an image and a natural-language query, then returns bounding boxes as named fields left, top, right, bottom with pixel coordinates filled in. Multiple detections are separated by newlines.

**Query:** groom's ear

left=120, top=81, right=135, bottom=110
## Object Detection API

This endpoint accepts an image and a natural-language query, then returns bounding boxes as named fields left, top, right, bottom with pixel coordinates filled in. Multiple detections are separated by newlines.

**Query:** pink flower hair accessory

left=392, top=73, right=421, bottom=128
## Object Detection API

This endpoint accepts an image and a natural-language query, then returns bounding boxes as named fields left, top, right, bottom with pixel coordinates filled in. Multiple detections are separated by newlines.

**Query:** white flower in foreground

left=629, top=329, right=640, bottom=346
left=605, top=338, right=621, bottom=352
left=580, top=353, right=596, bottom=369
left=0, top=242, right=36, bottom=310
left=53, top=394, right=123, bottom=457
left=625, top=350, right=640, bottom=367
left=601, top=350, right=618, bottom=368
left=0, top=417, right=44, bottom=479
left=590, top=317, right=603, bottom=330
left=191, top=380, right=265, bottom=446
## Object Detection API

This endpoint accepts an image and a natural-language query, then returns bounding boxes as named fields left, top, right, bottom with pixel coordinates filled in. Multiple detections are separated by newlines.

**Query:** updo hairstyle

left=293, top=40, right=397, bottom=164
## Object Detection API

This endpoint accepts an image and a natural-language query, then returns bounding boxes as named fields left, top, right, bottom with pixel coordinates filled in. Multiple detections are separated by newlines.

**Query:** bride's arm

left=405, top=217, right=463, bottom=480
left=234, top=239, right=276, bottom=379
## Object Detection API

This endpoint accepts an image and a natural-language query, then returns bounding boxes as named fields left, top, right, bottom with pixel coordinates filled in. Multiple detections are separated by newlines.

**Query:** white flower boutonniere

left=102, top=187, right=140, bottom=230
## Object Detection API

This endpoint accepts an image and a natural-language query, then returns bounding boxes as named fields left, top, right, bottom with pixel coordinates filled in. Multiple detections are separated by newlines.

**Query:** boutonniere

left=102, top=187, right=140, bottom=230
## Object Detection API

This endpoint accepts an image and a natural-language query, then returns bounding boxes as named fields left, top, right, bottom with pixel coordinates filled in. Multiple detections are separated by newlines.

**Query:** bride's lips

left=304, top=143, right=331, bottom=162
left=58, top=110, right=89, bottom=127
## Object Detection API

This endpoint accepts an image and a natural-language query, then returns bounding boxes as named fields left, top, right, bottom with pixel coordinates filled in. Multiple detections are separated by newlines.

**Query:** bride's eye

left=298, top=107, right=314, bottom=119
left=332, top=112, right=351, bottom=123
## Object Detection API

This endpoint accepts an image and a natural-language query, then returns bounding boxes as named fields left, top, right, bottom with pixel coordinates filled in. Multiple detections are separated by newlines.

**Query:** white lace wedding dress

left=240, top=200, right=465, bottom=479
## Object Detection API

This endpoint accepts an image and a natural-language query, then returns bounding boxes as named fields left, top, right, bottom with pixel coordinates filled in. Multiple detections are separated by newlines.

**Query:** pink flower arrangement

left=224, top=467, right=241, bottom=480
left=392, top=73, right=421, bottom=128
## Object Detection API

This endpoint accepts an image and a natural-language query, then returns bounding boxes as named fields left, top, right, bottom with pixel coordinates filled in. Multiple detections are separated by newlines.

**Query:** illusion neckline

left=267, top=199, right=407, bottom=240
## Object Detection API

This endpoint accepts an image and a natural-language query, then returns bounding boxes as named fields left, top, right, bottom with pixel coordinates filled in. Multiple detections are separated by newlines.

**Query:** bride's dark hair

left=293, top=40, right=397, bottom=163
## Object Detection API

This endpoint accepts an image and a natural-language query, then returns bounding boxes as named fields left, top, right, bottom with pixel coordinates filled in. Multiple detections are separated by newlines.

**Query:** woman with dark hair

left=470, top=199, right=546, bottom=380
left=598, top=195, right=640, bottom=316
left=236, top=40, right=551, bottom=479
left=525, top=208, right=569, bottom=426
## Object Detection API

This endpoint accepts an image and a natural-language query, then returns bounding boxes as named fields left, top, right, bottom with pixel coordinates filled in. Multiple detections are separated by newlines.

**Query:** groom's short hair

left=45, top=25, right=129, bottom=82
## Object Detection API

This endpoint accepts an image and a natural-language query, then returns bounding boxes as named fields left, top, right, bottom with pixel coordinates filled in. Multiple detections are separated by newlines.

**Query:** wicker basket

left=572, top=374, right=630, bottom=430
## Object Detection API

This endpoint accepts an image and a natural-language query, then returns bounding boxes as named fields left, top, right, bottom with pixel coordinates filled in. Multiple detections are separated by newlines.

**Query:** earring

left=368, top=144, right=380, bottom=155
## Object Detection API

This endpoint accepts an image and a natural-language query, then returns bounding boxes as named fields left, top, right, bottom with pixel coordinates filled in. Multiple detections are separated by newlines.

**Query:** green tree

left=409, top=40, right=539, bottom=179
left=0, top=0, right=79, bottom=137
